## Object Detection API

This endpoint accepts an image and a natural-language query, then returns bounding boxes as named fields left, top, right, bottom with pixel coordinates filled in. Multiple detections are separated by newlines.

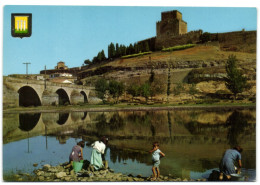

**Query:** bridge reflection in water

left=3, top=108, right=256, bottom=180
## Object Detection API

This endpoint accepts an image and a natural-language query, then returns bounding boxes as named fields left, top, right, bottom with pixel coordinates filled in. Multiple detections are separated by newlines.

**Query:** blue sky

left=3, top=6, right=257, bottom=75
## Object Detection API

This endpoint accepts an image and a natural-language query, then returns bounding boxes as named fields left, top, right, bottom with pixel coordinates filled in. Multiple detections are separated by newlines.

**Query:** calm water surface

left=3, top=108, right=256, bottom=181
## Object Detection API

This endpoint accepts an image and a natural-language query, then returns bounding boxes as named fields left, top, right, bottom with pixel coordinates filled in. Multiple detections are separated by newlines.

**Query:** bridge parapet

left=3, top=76, right=96, bottom=107
left=4, top=76, right=95, bottom=90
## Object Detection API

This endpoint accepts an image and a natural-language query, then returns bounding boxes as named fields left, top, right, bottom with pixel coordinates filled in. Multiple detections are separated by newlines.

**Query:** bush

left=173, top=83, right=185, bottom=95
left=121, top=51, right=152, bottom=59
left=162, top=44, right=195, bottom=52
left=249, top=96, right=256, bottom=103
left=195, top=99, right=220, bottom=104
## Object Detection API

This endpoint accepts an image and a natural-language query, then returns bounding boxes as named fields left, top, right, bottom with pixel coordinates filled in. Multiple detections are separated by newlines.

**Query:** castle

left=156, top=10, right=187, bottom=39
left=139, top=10, right=256, bottom=52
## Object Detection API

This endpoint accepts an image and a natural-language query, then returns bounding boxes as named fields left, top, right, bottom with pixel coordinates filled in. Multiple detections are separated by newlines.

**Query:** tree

left=92, top=56, right=98, bottom=64
left=189, top=83, right=198, bottom=99
left=140, top=83, right=151, bottom=102
left=100, top=50, right=106, bottom=60
left=173, top=83, right=184, bottom=95
left=95, top=78, right=108, bottom=99
left=115, top=43, right=120, bottom=57
left=127, top=84, right=140, bottom=101
left=84, top=59, right=92, bottom=65
left=108, top=42, right=116, bottom=59
left=200, top=32, right=211, bottom=43
left=225, top=55, right=247, bottom=99
left=108, top=80, right=125, bottom=103
left=121, top=45, right=126, bottom=56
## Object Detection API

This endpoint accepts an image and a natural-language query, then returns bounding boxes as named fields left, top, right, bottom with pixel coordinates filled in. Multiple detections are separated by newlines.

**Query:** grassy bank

left=3, top=102, right=256, bottom=114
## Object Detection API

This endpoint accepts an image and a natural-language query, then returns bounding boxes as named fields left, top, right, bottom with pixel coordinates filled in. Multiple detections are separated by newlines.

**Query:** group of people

left=67, top=137, right=243, bottom=181
left=67, top=136, right=108, bottom=171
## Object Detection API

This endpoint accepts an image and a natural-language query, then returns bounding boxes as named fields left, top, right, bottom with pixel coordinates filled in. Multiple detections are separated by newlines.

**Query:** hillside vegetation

left=79, top=44, right=256, bottom=105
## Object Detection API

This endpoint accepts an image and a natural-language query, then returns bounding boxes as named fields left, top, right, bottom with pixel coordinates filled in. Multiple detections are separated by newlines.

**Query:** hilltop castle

left=139, top=10, right=255, bottom=52
left=156, top=10, right=187, bottom=38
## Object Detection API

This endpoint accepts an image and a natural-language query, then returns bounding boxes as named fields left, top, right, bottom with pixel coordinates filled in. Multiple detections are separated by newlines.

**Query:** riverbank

left=3, top=102, right=256, bottom=114
left=8, top=162, right=206, bottom=182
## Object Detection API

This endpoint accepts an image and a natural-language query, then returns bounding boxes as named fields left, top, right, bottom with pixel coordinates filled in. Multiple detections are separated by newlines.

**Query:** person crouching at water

left=219, top=146, right=243, bottom=180
left=90, top=136, right=108, bottom=171
left=149, top=142, right=165, bottom=180
left=65, top=141, right=85, bottom=168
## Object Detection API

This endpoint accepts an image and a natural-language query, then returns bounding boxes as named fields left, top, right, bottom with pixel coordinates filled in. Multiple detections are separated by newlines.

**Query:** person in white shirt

left=149, top=142, right=165, bottom=180
left=90, top=136, right=108, bottom=170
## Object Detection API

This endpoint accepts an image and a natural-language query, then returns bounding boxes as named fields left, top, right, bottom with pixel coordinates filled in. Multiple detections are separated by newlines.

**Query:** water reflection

left=57, top=113, right=69, bottom=125
left=19, top=113, right=41, bottom=131
left=3, top=108, right=256, bottom=180
left=95, top=113, right=125, bottom=134
left=81, top=112, right=87, bottom=120
left=226, top=110, right=255, bottom=146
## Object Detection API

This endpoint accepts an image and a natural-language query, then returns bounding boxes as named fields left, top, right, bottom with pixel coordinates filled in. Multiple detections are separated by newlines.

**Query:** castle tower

left=156, top=10, right=187, bottom=39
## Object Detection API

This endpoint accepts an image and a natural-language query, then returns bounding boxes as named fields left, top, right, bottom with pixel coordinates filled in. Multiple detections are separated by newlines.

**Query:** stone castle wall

left=139, top=29, right=256, bottom=53
left=210, top=31, right=256, bottom=53
left=138, top=10, right=256, bottom=53
left=155, top=30, right=202, bottom=50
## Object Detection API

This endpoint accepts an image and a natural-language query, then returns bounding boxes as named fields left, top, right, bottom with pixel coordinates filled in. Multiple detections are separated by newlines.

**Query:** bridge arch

left=80, top=91, right=88, bottom=103
left=18, top=86, right=41, bottom=107
left=56, top=88, right=70, bottom=105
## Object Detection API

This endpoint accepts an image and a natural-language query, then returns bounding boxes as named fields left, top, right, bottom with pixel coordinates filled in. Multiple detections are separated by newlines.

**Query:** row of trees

left=108, top=41, right=150, bottom=59
left=84, top=41, right=151, bottom=66
left=84, top=50, right=106, bottom=65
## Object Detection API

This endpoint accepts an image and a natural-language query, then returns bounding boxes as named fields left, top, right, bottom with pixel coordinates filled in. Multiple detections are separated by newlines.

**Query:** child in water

left=149, top=142, right=165, bottom=180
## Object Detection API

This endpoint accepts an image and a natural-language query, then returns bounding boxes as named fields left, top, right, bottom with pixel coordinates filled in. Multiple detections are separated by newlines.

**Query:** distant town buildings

left=40, top=61, right=81, bottom=84
left=55, top=61, right=68, bottom=70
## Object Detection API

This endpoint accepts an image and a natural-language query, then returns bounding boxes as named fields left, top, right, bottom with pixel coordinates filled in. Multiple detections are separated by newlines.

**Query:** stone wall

left=3, top=83, right=19, bottom=108
left=210, top=30, right=256, bottom=53
left=155, top=30, right=202, bottom=50
left=137, top=37, right=156, bottom=51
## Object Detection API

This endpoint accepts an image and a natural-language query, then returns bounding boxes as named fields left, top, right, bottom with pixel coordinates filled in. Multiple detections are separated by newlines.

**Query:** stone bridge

left=3, top=77, right=95, bottom=107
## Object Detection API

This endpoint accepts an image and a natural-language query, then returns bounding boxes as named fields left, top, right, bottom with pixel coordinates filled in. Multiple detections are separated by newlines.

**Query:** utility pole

left=44, top=65, right=47, bottom=89
left=23, top=62, right=31, bottom=78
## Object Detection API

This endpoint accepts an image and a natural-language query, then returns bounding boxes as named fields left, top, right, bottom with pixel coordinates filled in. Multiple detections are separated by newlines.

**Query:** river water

left=3, top=108, right=256, bottom=181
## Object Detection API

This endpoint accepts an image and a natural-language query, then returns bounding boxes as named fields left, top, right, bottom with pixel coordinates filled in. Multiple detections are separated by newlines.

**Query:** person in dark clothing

left=219, top=146, right=243, bottom=180
left=65, top=141, right=85, bottom=168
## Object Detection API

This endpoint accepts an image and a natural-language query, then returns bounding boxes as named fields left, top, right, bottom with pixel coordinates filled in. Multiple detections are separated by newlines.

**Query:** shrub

left=173, top=83, right=185, bottom=95
left=162, top=44, right=195, bottom=52
left=121, top=51, right=152, bottom=59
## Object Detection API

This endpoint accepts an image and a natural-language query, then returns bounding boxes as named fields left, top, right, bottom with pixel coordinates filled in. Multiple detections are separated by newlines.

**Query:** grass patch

left=121, top=51, right=152, bottom=59
left=162, top=44, right=196, bottom=52
left=3, top=102, right=256, bottom=114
